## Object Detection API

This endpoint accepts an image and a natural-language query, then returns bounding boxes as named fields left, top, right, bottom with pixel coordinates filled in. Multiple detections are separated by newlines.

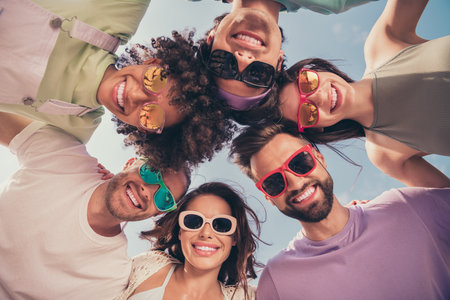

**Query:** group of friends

left=0, top=0, right=449, bottom=299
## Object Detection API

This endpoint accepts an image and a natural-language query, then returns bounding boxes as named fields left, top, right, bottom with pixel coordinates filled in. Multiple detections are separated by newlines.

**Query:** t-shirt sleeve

left=401, top=188, right=450, bottom=247
left=256, top=266, right=280, bottom=300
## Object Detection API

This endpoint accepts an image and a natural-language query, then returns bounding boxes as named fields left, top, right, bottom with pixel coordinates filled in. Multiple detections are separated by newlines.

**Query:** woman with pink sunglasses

left=277, top=0, right=449, bottom=188
left=115, top=182, right=261, bottom=300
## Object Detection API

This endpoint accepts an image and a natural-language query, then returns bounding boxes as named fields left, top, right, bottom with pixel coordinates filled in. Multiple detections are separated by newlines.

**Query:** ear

left=277, top=50, right=284, bottom=72
left=264, top=195, right=276, bottom=206
left=207, top=30, right=216, bottom=45
left=314, top=149, right=327, bottom=169
left=231, top=235, right=237, bottom=246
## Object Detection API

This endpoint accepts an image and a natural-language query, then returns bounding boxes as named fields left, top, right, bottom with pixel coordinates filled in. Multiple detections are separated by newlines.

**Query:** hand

left=97, top=163, right=114, bottom=180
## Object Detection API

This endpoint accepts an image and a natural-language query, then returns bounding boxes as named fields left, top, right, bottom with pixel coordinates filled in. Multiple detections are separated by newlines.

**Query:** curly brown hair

left=112, top=30, right=236, bottom=170
left=141, top=182, right=263, bottom=299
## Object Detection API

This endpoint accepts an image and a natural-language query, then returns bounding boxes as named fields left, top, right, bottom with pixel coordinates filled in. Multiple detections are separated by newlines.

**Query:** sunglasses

left=179, top=211, right=237, bottom=235
left=256, top=144, right=317, bottom=198
left=297, top=69, right=320, bottom=133
left=139, top=162, right=176, bottom=212
left=138, top=65, right=169, bottom=134
left=206, top=49, right=276, bottom=88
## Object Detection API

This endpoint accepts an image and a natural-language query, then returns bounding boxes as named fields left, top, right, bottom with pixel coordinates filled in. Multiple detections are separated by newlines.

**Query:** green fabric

left=0, top=0, right=150, bottom=143
left=276, top=0, right=378, bottom=13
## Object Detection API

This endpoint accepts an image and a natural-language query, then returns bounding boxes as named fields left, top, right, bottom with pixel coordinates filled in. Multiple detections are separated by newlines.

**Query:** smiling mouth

left=192, top=243, right=219, bottom=256
left=234, top=32, right=264, bottom=47
left=292, top=185, right=316, bottom=204
left=117, top=81, right=125, bottom=111
left=331, top=86, right=338, bottom=111
left=126, top=185, right=141, bottom=209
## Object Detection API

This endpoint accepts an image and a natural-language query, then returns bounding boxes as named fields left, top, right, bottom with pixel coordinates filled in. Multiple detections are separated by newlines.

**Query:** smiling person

left=230, top=121, right=450, bottom=300
left=0, top=112, right=190, bottom=299
left=196, top=0, right=377, bottom=122
left=0, top=0, right=234, bottom=170
left=277, top=0, right=450, bottom=187
left=115, top=182, right=261, bottom=300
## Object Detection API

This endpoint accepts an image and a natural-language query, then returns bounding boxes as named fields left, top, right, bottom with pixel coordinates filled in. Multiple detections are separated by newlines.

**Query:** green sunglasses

left=139, top=163, right=176, bottom=212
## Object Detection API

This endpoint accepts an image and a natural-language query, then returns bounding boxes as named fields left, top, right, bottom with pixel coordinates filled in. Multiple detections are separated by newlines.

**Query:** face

left=209, top=8, right=283, bottom=97
left=97, top=62, right=187, bottom=132
left=179, top=194, right=236, bottom=273
left=279, top=71, right=355, bottom=129
left=104, top=159, right=188, bottom=221
left=250, top=133, right=334, bottom=222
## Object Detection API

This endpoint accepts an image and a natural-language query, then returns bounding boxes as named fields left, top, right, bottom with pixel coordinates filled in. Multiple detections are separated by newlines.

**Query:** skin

left=133, top=194, right=236, bottom=299
left=250, top=133, right=349, bottom=241
left=208, top=0, right=284, bottom=97
left=97, top=59, right=187, bottom=132
left=279, top=0, right=450, bottom=188
left=0, top=111, right=189, bottom=237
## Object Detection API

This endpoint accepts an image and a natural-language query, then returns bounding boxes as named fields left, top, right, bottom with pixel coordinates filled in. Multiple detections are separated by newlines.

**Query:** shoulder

left=114, top=251, right=180, bottom=300
left=221, top=283, right=256, bottom=300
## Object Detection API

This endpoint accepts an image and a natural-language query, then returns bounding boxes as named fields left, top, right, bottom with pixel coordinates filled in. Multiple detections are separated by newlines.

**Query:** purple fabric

left=217, top=87, right=270, bottom=111
left=257, top=187, right=450, bottom=300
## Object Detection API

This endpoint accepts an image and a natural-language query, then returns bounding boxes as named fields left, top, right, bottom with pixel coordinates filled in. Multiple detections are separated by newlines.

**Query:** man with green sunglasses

left=0, top=112, right=190, bottom=299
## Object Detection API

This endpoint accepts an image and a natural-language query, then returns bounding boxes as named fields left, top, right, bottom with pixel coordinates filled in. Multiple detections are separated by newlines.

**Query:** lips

left=232, top=31, right=265, bottom=49
left=291, top=185, right=317, bottom=205
left=113, top=80, right=126, bottom=112
left=192, top=242, right=219, bottom=256
left=330, top=84, right=340, bottom=112
left=125, top=185, right=142, bottom=209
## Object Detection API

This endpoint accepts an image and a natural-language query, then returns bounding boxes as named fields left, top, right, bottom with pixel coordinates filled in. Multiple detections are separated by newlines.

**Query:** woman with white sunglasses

left=115, top=182, right=261, bottom=300
left=277, top=0, right=449, bottom=188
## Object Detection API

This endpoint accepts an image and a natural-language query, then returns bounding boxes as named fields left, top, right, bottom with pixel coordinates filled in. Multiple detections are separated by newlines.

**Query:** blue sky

left=1, top=0, right=449, bottom=284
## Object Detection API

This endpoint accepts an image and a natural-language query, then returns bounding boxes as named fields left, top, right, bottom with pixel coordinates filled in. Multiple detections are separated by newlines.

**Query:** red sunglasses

left=297, top=69, right=320, bottom=133
left=256, top=144, right=317, bottom=198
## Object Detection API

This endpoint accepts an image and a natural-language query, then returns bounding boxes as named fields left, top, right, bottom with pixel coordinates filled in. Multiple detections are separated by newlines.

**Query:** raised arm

left=0, top=112, right=32, bottom=147
left=364, top=0, right=429, bottom=69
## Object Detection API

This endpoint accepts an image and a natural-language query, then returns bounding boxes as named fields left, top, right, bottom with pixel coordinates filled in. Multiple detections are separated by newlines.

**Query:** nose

left=234, top=50, right=255, bottom=73
left=140, top=183, right=159, bottom=205
left=284, top=170, right=305, bottom=193
left=129, top=87, right=156, bottom=108
left=199, top=222, right=214, bottom=239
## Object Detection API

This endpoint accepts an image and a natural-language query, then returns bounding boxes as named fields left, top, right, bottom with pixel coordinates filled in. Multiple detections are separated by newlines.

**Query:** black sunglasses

left=206, top=49, right=276, bottom=88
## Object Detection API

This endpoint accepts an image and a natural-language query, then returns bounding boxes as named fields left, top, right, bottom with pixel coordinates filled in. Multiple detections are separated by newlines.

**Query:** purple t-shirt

left=257, top=188, right=450, bottom=300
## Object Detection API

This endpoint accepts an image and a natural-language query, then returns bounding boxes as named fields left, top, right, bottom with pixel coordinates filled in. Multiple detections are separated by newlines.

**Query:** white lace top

left=114, top=251, right=255, bottom=300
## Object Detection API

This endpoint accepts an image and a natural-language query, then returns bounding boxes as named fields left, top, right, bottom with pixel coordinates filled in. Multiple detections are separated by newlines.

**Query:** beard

left=104, top=173, right=142, bottom=221
left=281, top=175, right=334, bottom=222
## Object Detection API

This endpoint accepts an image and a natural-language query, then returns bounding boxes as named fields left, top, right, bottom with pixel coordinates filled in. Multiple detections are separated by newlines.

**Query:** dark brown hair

left=141, top=182, right=263, bottom=299
left=113, top=30, right=236, bottom=170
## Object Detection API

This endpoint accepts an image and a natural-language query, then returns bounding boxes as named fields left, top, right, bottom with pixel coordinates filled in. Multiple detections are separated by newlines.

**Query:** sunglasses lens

left=154, top=189, right=176, bottom=211
left=242, top=62, right=274, bottom=87
left=139, top=164, right=159, bottom=184
left=183, top=214, right=204, bottom=230
left=144, top=66, right=168, bottom=94
left=212, top=217, right=233, bottom=233
left=139, top=104, right=165, bottom=132
left=288, top=151, right=315, bottom=175
left=299, top=70, right=319, bottom=93
left=262, top=172, right=285, bottom=197
left=208, top=50, right=237, bottom=78
left=299, top=102, right=318, bottom=127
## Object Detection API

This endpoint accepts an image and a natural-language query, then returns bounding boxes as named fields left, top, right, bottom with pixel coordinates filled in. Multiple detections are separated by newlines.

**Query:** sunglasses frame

left=137, top=65, right=169, bottom=134
left=179, top=210, right=237, bottom=236
left=255, top=144, right=317, bottom=198
left=206, top=49, right=276, bottom=88
left=297, top=68, right=320, bottom=133
left=139, top=162, right=176, bottom=212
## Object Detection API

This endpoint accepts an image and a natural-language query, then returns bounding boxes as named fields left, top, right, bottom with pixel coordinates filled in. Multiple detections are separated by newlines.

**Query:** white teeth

left=126, top=187, right=141, bottom=208
left=331, top=87, right=337, bottom=111
left=235, top=34, right=262, bottom=46
left=195, top=245, right=217, bottom=252
left=117, top=81, right=125, bottom=109
left=293, top=186, right=316, bottom=203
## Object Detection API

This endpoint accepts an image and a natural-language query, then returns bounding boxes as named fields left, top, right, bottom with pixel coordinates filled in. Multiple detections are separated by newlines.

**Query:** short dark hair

left=230, top=120, right=315, bottom=181
left=141, top=182, right=262, bottom=299
left=279, top=58, right=365, bottom=144
left=113, top=30, right=236, bottom=170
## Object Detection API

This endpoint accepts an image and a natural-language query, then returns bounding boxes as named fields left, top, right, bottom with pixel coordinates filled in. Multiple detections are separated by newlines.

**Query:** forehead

left=250, top=133, right=309, bottom=179
left=186, top=194, right=232, bottom=217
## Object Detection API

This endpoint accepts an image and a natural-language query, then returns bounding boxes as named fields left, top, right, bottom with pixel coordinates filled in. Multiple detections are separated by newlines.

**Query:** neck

left=87, top=182, right=122, bottom=237
left=172, top=263, right=223, bottom=298
left=300, top=196, right=349, bottom=241
left=232, top=0, right=282, bottom=22
left=348, top=78, right=374, bottom=127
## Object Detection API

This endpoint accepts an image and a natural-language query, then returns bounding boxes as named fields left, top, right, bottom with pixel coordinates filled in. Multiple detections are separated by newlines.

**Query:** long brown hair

left=141, top=182, right=263, bottom=299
